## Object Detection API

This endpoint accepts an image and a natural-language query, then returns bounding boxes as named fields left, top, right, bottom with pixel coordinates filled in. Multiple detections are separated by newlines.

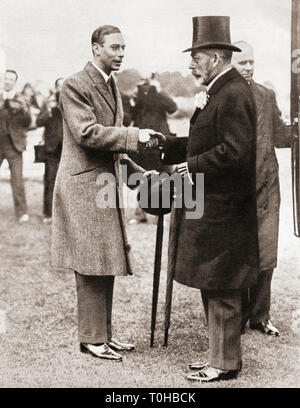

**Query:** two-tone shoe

left=186, top=366, right=239, bottom=383
left=108, top=338, right=135, bottom=352
left=250, top=320, right=279, bottom=336
left=80, top=343, right=122, bottom=360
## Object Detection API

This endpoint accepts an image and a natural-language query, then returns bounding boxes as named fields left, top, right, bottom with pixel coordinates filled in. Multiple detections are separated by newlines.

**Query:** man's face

left=55, top=79, right=64, bottom=93
left=94, top=33, right=125, bottom=74
left=4, top=72, right=17, bottom=92
left=189, top=51, right=214, bottom=86
left=232, top=48, right=254, bottom=82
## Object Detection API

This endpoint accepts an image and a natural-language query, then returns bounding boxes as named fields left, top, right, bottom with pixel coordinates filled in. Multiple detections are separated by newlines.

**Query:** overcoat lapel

left=84, top=62, right=116, bottom=114
left=190, top=108, right=201, bottom=125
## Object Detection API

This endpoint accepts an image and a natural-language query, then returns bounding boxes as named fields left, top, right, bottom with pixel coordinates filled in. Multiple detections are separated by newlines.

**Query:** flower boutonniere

left=194, top=90, right=209, bottom=110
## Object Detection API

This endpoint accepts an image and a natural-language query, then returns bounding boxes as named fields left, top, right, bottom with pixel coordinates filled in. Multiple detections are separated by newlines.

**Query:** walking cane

left=163, top=267, right=174, bottom=347
left=163, top=215, right=178, bottom=347
left=150, top=213, right=164, bottom=347
left=291, top=0, right=300, bottom=237
left=163, top=205, right=181, bottom=347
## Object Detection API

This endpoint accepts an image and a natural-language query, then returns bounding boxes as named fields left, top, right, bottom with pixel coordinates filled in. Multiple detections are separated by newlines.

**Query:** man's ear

left=212, top=53, right=219, bottom=68
left=92, top=43, right=102, bottom=56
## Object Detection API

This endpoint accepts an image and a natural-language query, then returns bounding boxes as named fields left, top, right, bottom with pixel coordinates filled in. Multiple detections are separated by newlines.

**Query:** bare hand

left=145, top=132, right=166, bottom=150
left=138, top=129, right=166, bottom=151
left=138, top=128, right=155, bottom=143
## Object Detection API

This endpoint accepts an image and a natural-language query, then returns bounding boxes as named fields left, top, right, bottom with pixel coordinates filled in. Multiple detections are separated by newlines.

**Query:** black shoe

left=187, top=366, right=239, bottom=382
left=241, top=323, right=247, bottom=335
left=250, top=320, right=279, bottom=336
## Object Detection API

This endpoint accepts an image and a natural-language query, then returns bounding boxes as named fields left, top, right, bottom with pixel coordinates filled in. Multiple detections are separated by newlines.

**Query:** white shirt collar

left=207, top=66, right=232, bottom=91
left=92, top=62, right=111, bottom=83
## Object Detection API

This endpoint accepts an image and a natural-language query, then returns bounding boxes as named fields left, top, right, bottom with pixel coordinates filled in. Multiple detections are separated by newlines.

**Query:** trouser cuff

left=78, top=332, right=108, bottom=344
left=210, top=359, right=242, bottom=371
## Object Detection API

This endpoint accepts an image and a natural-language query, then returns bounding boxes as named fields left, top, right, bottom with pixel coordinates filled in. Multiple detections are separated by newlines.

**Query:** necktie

left=107, top=77, right=116, bottom=111
left=107, top=77, right=114, bottom=98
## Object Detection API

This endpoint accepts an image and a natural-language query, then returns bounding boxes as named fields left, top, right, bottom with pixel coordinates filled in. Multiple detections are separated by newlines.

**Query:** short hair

left=202, top=48, right=233, bottom=63
left=91, top=25, right=121, bottom=46
left=5, top=69, right=18, bottom=80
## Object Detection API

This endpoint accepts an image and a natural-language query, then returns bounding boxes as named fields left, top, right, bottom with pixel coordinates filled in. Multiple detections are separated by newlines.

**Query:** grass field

left=0, top=126, right=300, bottom=388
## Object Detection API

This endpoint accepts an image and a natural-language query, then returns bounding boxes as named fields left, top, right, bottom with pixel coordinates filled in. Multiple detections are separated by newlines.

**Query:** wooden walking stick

left=291, top=0, right=300, bottom=237
left=163, top=262, right=174, bottom=348
left=150, top=213, right=164, bottom=347
left=163, top=207, right=181, bottom=347
left=137, top=169, right=173, bottom=347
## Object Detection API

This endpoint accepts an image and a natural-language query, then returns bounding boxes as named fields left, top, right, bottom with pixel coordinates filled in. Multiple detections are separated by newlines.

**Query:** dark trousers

left=74, top=272, right=114, bottom=344
left=241, top=268, right=273, bottom=326
left=201, top=290, right=242, bottom=371
left=0, top=140, right=27, bottom=217
left=43, top=155, right=60, bottom=217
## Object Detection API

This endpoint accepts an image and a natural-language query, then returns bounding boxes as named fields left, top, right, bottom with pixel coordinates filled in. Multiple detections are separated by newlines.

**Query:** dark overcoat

left=0, top=97, right=31, bottom=152
left=51, top=62, right=144, bottom=276
left=250, top=81, right=290, bottom=270
left=36, top=103, right=63, bottom=156
left=163, top=68, right=259, bottom=290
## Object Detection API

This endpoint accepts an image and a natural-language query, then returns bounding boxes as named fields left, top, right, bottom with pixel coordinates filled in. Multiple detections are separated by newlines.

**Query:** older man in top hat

left=232, top=41, right=291, bottom=337
left=162, top=16, right=259, bottom=382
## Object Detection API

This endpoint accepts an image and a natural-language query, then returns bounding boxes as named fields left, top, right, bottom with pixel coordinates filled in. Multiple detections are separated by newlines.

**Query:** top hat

left=183, top=16, right=241, bottom=53
left=137, top=173, right=174, bottom=216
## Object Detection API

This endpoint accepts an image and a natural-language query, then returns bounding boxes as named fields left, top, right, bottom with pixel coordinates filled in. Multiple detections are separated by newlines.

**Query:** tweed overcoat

left=52, top=62, right=144, bottom=276
left=250, top=81, right=291, bottom=270
left=163, top=68, right=259, bottom=290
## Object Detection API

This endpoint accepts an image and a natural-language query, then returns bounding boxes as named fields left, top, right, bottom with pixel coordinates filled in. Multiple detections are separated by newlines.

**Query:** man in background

left=232, top=40, right=291, bottom=336
left=0, top=70, right=31, bottom=223
left=36, top=78, right=64, bottom=224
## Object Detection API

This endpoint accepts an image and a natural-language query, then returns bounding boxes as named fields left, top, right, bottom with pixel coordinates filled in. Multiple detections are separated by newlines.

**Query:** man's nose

left=245, top=62, right=253, bottom=71
left=189, top=60, right=196, bottom=69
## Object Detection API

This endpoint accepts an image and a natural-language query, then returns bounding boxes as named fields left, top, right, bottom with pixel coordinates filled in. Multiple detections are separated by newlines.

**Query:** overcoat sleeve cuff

left=187, top=156, right=199, bottom=175
left=126, top=127, right=139, bottom=152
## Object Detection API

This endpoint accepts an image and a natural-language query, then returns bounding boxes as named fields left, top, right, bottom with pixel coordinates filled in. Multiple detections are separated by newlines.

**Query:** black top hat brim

left=183, top=42, right=241, bottom=53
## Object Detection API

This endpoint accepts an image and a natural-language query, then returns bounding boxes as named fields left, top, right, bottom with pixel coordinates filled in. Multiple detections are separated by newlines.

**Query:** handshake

left=138, top=129, right=166, bottom=151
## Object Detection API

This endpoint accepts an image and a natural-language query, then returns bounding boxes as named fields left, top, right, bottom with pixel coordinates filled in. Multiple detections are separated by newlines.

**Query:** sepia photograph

left=0, top=0, right=299, bottom=391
